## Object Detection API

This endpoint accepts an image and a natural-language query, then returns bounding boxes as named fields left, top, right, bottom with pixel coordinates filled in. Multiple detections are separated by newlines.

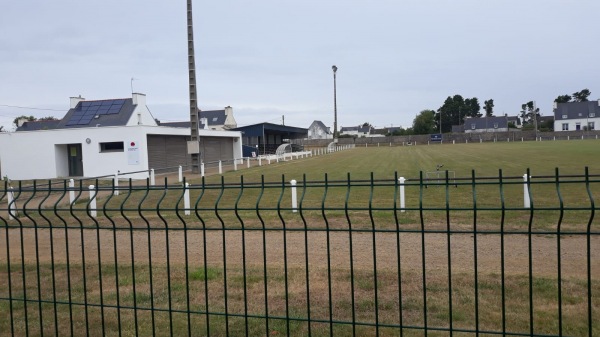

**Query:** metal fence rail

left=0, top=168, right=599, bottom=336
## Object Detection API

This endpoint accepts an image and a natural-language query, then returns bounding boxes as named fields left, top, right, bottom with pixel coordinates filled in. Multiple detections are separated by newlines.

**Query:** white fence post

left=178, top=165, right=183, bottom=183
left=69, top=179, right=75, bottom=205
left=259, top=157, right=262, bottom=166
left=399, top=177, right=406, bottom=213
left=523, top=174, right=530, bottom=209
left=150, top=169, right=156, bottom=186
left=184, top=182, right=191, bottom=216
left=7, top=187, right=16, bottom=220
left=114, top=172, right=119, bottom=196
left=234, top=159, right=237, bottom=171
left=219, top=160, right=223, bottom=174
left=290, top=179, right=298, bottom=213
left=247, top=157, right=250, bottom=168
left=201, top=162, right=205, bottom=177
left=89, top=185, right=97, bottom=218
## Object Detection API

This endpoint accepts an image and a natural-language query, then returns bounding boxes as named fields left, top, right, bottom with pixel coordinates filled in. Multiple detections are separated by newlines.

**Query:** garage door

left=147, top=135, right=190, bottom=172
left=199, top=137, right=234, bottom=164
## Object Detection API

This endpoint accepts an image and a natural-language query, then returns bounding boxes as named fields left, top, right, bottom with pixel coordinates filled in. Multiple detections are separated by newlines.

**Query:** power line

left=0, top=104, right=65, bottom=112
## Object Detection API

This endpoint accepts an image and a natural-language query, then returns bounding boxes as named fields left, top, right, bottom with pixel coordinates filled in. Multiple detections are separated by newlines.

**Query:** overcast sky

left=1, top=0, right=599, bottom=131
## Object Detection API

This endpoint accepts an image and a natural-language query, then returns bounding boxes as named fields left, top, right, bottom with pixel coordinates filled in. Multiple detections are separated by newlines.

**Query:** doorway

left=67, top=144, right=83, bottom=176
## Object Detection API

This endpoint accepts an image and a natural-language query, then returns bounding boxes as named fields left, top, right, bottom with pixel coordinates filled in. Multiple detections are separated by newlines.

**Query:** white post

left=554, top=136, right=556, bottom=141
left=268, top=157, right=271, bottom=164
left=523, top=174, right=530, bottom=209
left=480, top=139, right=482, bottom=143
left=259, top=157, right=262, bottom=166
left=114, top=173, right=119, bottom=196
left=247, top=157, right=250, bottom=168
left=582, top=135, right=584, bottom=140
left=399, top=177, right=406, bottom=213
left=521, top=137, right=523, bottom=142
left=89, top=185, right=97, bottom=218
left=568, top=136, right=570, bottom=141
left=233, top=159, right=237, bottom=171
left=290, top=179, right=298, bottom=213
left=201, top=162, right=205, bottom=177
left=219, top=160, right=223, bottom=174
left=378, top=143, right=380, bottom=147
left=453, top=140, right=455, bottom=144
left=150, top=169, right=156, bottom=186
left=69, top=179, right=75, bottom=205
left=390, top=142, right=392, bottom=147
left=7, top=187, right=16, bottom=220
left=184, top=182, right=190, bottom=216
left=178, top=165, right=183, bottom=182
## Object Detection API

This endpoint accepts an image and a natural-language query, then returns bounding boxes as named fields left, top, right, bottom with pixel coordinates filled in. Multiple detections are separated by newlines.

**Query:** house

left=0, top=93, right=242, bottom=180
left=198, top=106, right=237, bottom=130
left=340, top=124, right=373, bottom=137
left=553, top=100, right=600, bottom=131
left=458, top=116, right=510, bottom=133
left=507, top=115, right=521, bottom=128
left=307, top=120, right=332, bottom=139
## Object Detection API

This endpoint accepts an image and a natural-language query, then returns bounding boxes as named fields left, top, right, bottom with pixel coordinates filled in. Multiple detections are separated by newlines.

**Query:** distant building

left=307, top=120, right=332, bottom=139
left=455, top=116, right=510, bottom=133
left=340, top=124, right=373, bottom=137
left=553, top=100, right=600, bottom=131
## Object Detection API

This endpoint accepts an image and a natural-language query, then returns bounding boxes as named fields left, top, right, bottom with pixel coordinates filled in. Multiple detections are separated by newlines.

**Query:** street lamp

left=332, top=65, right=338, bottom=142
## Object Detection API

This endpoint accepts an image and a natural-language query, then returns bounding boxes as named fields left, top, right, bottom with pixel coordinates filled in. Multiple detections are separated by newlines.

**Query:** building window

left=590, top=113, right=596, bottom=118
left=562, top=115, right=568, bottom=119
left=100, top=141, right=124, bottom=153
left=562, top=123, right=568, bottom=131
left=493, top=123, right=498, bottom=129
left=576, top=123, right=581, bottom=131
left=589, top=122, right=595, bottom=130
left=578, top=113, right=583, bottom=117
left=471, top=123, right=476, bottom=130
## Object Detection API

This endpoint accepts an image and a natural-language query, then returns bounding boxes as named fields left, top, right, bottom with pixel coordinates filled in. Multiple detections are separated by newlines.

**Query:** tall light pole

left=187, top=0, right=200, bottom=173
left=332, top=65, right=338, bottom=142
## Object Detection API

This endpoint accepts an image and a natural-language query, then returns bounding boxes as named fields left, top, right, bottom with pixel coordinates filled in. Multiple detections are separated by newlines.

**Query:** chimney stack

left=200, top=117, right=208, bottom=130
left=70, top=95, right=85, bottom=108
left=132, top=92, right=146, bottom=106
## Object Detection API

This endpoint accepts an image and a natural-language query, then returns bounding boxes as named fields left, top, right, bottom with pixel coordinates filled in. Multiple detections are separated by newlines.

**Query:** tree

left=554, top=94, right=572, bottom=103
left=483, top=99, right=494, bottom=117
left=0, top=126, right=4, bottom=132
left=573, top=89, right=591, bottom=102
left=38, top=116, right=58, bottom=121
left=520, top=101, right=539, bottom=126
left=13, top=115, right=36, bottom=127
left=435, top=95, right=481, bottom=133
left=412, top=110, right=436, bottom=135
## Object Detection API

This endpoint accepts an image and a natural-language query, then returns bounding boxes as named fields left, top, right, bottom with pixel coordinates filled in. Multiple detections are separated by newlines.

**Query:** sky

left=1, top=0, right=599, bottom=131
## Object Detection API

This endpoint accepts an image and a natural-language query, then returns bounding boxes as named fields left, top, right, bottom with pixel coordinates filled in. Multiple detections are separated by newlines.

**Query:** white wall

left=554, top=117, right=600, bottom=131
left=0, top=125, right=242, bottom=180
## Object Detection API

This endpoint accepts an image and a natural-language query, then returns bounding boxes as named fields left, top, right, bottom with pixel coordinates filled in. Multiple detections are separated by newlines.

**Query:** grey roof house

left=554, top=100, right=600, bottom=131
left=458, top=116, right=509, bottom=133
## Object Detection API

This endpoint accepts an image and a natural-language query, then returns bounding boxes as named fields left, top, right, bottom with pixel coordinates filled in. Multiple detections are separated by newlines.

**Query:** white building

left=307, top=120, right=332, bottom=139
left=0, top=93, right=242, bottom=180
left=554, top=100, right=600, bottom=131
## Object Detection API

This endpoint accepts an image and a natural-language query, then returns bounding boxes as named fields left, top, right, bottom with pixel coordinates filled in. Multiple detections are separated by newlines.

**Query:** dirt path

left=1, top=227, right=597, bottom=277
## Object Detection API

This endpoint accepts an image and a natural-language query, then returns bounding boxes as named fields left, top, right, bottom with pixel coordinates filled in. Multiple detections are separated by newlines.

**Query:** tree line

left=389, top=88, right=591, bottom=136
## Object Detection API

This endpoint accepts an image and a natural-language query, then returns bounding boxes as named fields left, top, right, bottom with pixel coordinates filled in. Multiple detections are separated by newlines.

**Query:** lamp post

left=332, top=65, right=338, bottom=142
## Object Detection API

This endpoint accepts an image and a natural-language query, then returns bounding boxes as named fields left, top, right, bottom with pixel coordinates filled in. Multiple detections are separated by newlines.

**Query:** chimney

left=132, top=92, right=146, bottom=106
left=597, top=99, right=600, bottom=107
left=70, top=95, right=85, bottom=108
left=224, top=106, right=232, bottom=117
left=553, top=101, right=558, bottom=110
left=200, top=117, right=208, bottom=130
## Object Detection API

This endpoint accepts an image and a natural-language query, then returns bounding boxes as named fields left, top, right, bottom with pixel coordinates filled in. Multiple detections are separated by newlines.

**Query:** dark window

left=100, top=141, right=124, bottom=153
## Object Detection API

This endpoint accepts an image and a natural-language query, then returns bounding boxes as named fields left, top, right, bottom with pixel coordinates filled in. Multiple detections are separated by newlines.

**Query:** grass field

left=1, top=140, right=600, bottom=336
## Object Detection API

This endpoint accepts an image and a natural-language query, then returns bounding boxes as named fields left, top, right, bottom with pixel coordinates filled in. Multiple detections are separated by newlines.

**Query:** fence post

left=259, top=157, right=262, bottom=166
left=7, top=187, right=16, bottom=220
left=219, top=160, right=223, bottom=174
left=523, top=174, right=530, bottom=208
left=179, top=165, right=183, bottom=182
left=234, top=159, right=237, bottom=171
left=201, top=162, right=205, bottom=177
left=69, top=179, right=75, bottom=205
left=150, top=169, right=156, bottom=186
left=184, top=182, right=190, bottom=216
left=290, top=179, right=298, bottom=213
left=247, top=157, right=250, bottom=168
left=399, top=177, right=406, bottom=213
left=89, top=185, right=97, bottom=218
left=114, top=172, right=119, bottom=196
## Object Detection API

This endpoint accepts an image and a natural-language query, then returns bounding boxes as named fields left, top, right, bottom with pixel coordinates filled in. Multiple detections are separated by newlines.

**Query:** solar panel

left=66, top=99, right=127, bottom=126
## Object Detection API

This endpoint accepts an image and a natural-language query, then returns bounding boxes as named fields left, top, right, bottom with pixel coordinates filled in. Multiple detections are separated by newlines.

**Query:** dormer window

left=494, top=123, right=498, bottom=129
left=590, top=113, right=596, bottom=118
left=562, top=115, right=568, bottom=119
left=471, top=123, right=476, bottom=130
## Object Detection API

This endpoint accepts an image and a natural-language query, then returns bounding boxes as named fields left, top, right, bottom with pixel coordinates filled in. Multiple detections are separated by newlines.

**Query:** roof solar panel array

left=65, top=99, right=126, bottom=126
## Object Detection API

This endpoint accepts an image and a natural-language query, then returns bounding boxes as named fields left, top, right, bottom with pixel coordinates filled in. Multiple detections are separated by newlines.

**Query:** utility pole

left=332, top=65, right=338, bottom=142
left=533, top=101, right=538, bottom=140
left=187, top=0, right=200, bottom=173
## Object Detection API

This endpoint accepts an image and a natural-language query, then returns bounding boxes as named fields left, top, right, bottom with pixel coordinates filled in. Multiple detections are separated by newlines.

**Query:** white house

left=307, top=120, right=332, bottom=139
left=554, top=100, right=600, bottom=131
left=0, top=93, right=242, bottom=180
